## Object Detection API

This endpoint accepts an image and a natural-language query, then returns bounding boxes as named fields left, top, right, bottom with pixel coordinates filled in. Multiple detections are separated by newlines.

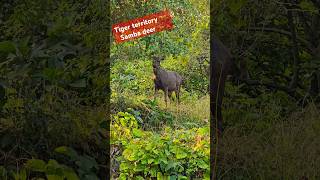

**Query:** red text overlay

left=112, top=10, right=174, bottom=43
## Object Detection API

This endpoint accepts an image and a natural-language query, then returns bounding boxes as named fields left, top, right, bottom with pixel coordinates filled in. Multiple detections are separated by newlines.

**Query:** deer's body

left=153, top=57, right=183, bottom=106
left=211, top=37, right=234, bottom=134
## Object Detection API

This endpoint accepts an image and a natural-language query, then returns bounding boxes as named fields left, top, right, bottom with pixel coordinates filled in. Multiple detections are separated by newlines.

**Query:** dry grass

left=156, top=93, right=210, bottom=128
left=217, top=104, right=320, bottom=180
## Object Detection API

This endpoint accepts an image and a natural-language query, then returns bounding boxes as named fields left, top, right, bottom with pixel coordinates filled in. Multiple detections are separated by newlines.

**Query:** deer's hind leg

left=164, top=87, right=169, bottom=107
left=168, top=91, right=174, bottom=102
left=175, top=86, right=181, bottom=105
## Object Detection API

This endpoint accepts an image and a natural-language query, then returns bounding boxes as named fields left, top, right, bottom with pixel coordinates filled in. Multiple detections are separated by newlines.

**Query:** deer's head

left=152, top=56, right=164, bottom=70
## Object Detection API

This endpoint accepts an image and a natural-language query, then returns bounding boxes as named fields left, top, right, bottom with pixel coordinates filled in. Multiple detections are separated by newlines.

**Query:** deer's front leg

left=168, top=91, right=173, bottom=103
left=154, top=86, right=158, bottom=101
left=164, top=88, right=168, bottom=107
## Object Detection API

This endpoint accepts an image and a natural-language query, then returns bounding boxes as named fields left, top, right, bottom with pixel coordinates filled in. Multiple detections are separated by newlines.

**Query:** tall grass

left=218, top=103, right=320, bottom=179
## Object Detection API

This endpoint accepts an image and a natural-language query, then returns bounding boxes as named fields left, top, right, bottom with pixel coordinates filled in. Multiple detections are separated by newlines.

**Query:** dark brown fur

left=153, top=56, right=183, bottom=107
left=210, top=37, right=234, bottom=134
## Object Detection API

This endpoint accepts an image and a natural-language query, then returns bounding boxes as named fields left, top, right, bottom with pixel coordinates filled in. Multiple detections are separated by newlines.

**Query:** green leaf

left=0, top=41, right=16, bottom=53
left=119, top=173, right=127, bottom=180
left=123, top=149, right=136, bottom=161
left=55, top=146, right=79, bottom=160
left=46, top=159, right=63, bottom=176
left=147, top=158, right=154, bottom=164
left=156, top=172, right=164, bottom=179
left=170, top=175, right=177, bottom=180
left=135, top=176, right=144, bottom=180
left=75, top=155, right=98, bottom=171
left=63, top=168, right=79, bottom=180
left=197, top=160, right=209, bottom=169
left=46, top=159, right=61, bottom=169
left=175, top=151, right=187, bottom=159
left=160, top=158, right=168, bottom=164
left=120, top=163, right=129, bottom=171
left=178, top=175, right=188, bottom=180
left=120, top=118, right=126, bottom=126
left=25, top=159, right=46, bottom=172
left=118, top=112, right=125, bottom=116
left=132, top=128, right=143, bottom=138
left=165, top=161, right=176, bottom=171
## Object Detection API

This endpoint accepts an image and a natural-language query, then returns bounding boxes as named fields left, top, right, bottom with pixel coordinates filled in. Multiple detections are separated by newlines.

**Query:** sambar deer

left=211, top=37, right=235, bottom=134
left=152, top=56, right=183, bottom=107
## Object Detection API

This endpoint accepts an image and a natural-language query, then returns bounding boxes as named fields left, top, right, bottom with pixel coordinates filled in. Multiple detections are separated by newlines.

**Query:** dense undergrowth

left=110, top=49, right=210, bottom=179
left=217, top=84, right=320, bottom=179
left=0, top=0, right=109, bottom=179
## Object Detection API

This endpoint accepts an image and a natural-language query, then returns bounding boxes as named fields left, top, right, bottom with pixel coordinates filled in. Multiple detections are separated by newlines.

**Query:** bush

left=111, top=111, right=210, bottom=179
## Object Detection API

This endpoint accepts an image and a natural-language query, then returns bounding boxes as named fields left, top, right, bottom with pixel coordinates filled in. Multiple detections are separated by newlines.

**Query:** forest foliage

left=212, top=0, right=320, bottom=179
left=0, top=0, right=109, bottom=179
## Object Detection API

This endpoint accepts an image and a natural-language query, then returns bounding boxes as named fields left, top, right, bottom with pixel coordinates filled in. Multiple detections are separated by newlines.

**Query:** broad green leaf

left=197, top=160, right=209, bottom=169
left=123, top=149, right=136, bottom=161
left=178, top=175, right=188, bottom=180
left=147, top=158, right=154, bottom=164
left=63, top=168, right=79, bottom=180
left=55, top=146, right=79, bottom=160
left=25, top=159, right=46, bottom=172
left=75, top=155, right=98, bottom=171
left=165, top=161, right=176, bottom=171
left=135, top=176, right=144, bottom=180
left=175, top=151, right=187, bottom=159
left=120, top=163, right=129, bottom=171
left=46, top=159, right=64, bottom=176
left=170, top=175, right=177, bottom=180
left=132, top=128, right=143, bottom=138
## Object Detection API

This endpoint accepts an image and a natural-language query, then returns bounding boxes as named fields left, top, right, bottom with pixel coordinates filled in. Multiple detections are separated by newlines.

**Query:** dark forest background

left=0, top=0, right=109, bottom=179
left=213, top=0, right=320, bottom=179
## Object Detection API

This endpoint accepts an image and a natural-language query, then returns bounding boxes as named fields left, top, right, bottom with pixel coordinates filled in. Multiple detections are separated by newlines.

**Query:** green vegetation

left=111, top=112, right=209, bottom=179
left=213, top=0, right=320, bottom=179
left=110, top=0, right=210, bottom=179
left=0, top=0, right=109, bottom=179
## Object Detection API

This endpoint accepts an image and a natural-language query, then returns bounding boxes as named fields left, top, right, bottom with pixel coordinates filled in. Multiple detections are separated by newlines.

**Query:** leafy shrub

left=14, top=159, right=79, bottom=180
left=0, top=146, right=100, bottom=180
left=111, top=111, right=210, bottom=179
left=0, top=158, right=78, bottom=180
left=142, top=99, right=174, bottom=129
